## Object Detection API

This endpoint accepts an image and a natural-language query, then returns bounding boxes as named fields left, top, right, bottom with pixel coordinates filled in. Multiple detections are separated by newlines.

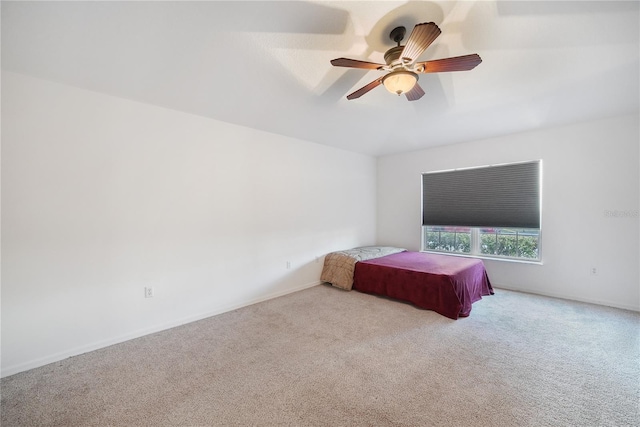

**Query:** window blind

left=422, top=160, right=541, bottom=229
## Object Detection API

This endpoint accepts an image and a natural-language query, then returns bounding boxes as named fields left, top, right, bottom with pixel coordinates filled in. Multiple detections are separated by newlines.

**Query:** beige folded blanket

left=320, top=246, right=406, bottom=290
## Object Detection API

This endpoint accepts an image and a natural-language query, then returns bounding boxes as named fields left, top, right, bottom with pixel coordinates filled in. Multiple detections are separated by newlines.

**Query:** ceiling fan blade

left=331, top=58, right=385, bottom=70
left=401, top=22, right=441, bottom=63
left=346, top=77, right=383, bottom=100
left=405, top=82, right=425, bottom=101
left=416, top=54, right=482, bottom=73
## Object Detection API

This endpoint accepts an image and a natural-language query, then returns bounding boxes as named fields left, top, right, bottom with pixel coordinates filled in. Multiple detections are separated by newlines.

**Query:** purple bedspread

left=353, top=251, right=494, bottom=319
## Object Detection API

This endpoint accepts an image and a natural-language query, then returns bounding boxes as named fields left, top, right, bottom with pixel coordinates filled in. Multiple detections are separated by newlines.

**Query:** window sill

left=420, top=250, right=543, bottom=265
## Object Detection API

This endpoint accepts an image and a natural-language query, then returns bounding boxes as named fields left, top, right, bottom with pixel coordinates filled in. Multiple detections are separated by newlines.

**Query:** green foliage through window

left=425, top=227, right=471, bottom=253
left=480, top=228, right=539, bottom=259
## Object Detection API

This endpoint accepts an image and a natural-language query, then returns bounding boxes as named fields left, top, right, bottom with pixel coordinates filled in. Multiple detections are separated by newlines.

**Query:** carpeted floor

left=2, top=285, right=639, bottom=426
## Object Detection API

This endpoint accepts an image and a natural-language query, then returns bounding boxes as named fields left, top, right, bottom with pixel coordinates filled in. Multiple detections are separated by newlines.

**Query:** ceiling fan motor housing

left=384, top=46, right=404, bottom=66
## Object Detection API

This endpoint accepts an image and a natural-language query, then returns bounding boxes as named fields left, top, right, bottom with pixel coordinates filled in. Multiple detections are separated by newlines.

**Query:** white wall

left=1, top=72, right=377, bottom=377
left=378, top=114, right=639, bottom=312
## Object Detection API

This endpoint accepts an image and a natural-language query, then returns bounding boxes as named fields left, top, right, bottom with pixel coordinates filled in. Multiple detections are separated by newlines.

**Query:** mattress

left=353, top=251, right=493, bottom=319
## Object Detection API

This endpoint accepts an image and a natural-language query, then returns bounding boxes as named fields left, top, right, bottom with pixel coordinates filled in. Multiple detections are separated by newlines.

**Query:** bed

left=320, top=246, right=493, bottom=319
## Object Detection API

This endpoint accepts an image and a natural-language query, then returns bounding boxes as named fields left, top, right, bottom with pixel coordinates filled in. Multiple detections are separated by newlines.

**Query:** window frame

left=421, top=160, right=543, bottom=264
left=422, top=226, right=542, bottom=263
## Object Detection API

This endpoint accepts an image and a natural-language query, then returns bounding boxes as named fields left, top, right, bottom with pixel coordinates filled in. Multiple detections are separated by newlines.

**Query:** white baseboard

left=1, top=280, right=321, bottom=378
left=493, top=284, right=640, bottom=312
left=6, top=281, right=634, bottom=378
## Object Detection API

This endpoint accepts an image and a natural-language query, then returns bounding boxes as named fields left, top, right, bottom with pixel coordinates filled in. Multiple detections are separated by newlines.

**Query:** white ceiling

left=2, top=1, right=639, bottom=156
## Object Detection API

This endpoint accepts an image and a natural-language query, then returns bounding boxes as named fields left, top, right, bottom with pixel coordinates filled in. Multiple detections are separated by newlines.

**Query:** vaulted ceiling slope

left=2, top=1, right=638, bottom=156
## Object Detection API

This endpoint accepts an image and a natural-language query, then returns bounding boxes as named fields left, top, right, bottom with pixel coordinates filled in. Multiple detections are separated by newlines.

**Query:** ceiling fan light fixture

left=382, top=70, right=418, bottom=95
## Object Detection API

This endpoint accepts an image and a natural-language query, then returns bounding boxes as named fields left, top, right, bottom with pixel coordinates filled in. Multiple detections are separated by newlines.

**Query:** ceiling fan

left=330, top=22, right=482, bottom=101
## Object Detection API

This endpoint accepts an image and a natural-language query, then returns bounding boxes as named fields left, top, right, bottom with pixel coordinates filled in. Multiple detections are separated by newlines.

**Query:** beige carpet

left=2, top=285, right=639, bottom=426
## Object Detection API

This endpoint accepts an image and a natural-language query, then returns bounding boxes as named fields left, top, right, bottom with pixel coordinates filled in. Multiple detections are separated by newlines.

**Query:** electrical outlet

left=286, top=261, right=291, bottom=270
left=144, top=287, right=154, bottom=298
left=590, top=267, right=598, bottom=276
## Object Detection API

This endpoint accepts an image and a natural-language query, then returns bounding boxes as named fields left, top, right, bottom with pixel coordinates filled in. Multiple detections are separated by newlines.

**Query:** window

left=479, top=227, right=539, bottom=259
left=422, top=161, right=541, bottom=262
left=424, top=226, right=471, bottom=254
left=423, top=226, right=540, bottom=260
